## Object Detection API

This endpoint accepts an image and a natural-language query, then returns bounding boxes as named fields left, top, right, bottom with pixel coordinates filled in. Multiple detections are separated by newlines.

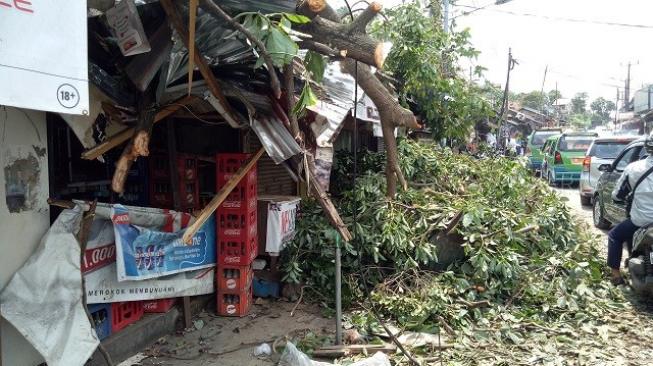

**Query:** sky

left=339, top=0, right=653, bottom=105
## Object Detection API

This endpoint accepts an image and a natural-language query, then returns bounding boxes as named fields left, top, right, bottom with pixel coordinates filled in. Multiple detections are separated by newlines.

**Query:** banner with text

left=0, top=0, right=89, bottom=114
left=112, top=205, right=216, bottom=281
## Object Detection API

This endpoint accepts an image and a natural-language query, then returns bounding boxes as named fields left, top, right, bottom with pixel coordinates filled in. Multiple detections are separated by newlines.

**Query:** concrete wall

left=0, top=107, right=50, bottom=366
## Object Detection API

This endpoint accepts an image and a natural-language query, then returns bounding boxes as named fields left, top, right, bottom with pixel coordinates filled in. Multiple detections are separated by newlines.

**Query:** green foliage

left=569, top=112, right=591, bottom=129
left=590, top=97, right=616, bottom=125
left=571, top=92, right=589, bottom=114
left=284, top=140, right=639, bottom=363
left=371, top=1, right=494, bottom=141
left=304, top=50, right=327, bottom=83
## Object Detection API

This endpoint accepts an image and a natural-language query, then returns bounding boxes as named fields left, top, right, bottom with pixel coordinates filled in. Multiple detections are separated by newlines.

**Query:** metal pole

left=335, top=242, right=343, bottom=345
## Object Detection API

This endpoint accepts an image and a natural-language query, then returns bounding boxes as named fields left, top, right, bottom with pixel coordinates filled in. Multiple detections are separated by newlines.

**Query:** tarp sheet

left=0, top=207, right=99, bottom=366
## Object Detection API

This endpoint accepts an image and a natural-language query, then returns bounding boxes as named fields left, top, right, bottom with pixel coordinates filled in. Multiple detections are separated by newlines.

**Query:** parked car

left=541, top=132, right=598, bottom=186
left=593, top=137, right=648, bottom=229
left=526, top=128, right=563, bottom=175
left=578, top=136, right=640, bottom=206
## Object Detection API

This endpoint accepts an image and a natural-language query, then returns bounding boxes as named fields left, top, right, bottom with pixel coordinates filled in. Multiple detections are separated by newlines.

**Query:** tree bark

left=298, top=1, right=420, bottom=198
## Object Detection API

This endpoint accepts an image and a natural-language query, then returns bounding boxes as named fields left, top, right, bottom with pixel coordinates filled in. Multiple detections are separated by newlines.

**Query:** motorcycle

left=627, top=225, right=653, bottom=295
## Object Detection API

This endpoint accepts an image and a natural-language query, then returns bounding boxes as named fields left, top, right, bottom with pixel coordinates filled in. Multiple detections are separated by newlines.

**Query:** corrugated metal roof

left=251, top=115, right=301, bottom=164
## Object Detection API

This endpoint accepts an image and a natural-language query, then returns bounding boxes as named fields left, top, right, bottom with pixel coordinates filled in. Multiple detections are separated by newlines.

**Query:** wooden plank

left=312, top=344, right=396, bottom=358
left=160, top=0, right=242, bottom=128
left=81, top=96, right=195, bottom=160
left=181, top=147, right=265, bottom=244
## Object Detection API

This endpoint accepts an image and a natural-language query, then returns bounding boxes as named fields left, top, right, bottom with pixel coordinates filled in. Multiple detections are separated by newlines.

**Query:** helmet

left=646, top=134, right=653, bottom=155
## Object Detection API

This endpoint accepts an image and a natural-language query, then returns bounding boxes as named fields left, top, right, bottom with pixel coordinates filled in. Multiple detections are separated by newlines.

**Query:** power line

left=454, top=4, right=653, bottom=29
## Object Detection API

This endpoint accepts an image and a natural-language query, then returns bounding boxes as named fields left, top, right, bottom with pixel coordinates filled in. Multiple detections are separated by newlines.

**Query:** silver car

left=579, top=135, right=640, bottom=206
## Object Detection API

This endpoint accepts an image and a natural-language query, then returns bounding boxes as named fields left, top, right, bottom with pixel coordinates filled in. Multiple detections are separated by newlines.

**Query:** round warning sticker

left=226, top=305, right=236, bottom=314
left=226, top=279, right=236, bottom=289
left=57, top=84, right=80, bottom=109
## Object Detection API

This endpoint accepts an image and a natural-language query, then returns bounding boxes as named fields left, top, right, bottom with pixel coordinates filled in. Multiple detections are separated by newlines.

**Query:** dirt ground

left=119, top=301, right=334, bottom=366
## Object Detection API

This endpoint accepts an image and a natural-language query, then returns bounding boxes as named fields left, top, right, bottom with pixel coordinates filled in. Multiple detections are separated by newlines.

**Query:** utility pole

left=625, top=62, right=632, bottom=109
left=497, top=48, right=517, bottom=149
left=614, top=87, right=620, bottom=128
left=539, top=65, right=548, bottom=121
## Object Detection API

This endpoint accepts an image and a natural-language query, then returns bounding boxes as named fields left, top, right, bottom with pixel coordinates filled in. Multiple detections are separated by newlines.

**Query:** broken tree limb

left=283, top=63, right=300, bottom=140
left=182, top=147, right=266, bottom=244
left=312, top=344, right=396, bottom=358
left=161, top=0, right=243, bottom=127
left=81, top=96, right=195, bottom=160
left=306, top=155, right=352, bottom=242
left=47, top=198, right=76, bottom=210
left=112, top=92, right=156, bottom=194
left=298, top=12, right=385, bottom=69
left=198, top=0, right=282, bottom=99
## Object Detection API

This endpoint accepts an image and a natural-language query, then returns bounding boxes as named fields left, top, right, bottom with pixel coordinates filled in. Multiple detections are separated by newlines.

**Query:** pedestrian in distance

left=608, top=135, right=653, bottom=285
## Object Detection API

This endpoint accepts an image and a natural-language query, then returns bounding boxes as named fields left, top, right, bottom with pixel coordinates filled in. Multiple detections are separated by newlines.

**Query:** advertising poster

left=0, top=0, right=89, bottom=114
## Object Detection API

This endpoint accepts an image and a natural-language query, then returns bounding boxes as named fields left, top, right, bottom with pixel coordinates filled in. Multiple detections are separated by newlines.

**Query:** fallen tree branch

left=81, top=96, right=195, bottom=160
left=458, top=299, right=490, bottom=309
left=199, top=0, right=282, bottom=99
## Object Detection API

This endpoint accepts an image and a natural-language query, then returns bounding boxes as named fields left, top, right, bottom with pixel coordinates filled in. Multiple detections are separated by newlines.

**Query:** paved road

left=552, top=185, right=609, bottom=257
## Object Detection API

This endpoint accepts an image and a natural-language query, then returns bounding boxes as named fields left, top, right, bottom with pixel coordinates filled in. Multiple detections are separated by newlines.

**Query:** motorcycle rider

left=609, top=135, right=653, bottom=285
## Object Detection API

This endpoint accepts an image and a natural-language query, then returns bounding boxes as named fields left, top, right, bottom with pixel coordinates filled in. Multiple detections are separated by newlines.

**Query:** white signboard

left=0, top=0, right=90, bottom=115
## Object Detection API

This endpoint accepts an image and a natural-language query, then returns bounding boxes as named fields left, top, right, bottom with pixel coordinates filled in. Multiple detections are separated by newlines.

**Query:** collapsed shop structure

left=0, top=0, right=402, bottom=365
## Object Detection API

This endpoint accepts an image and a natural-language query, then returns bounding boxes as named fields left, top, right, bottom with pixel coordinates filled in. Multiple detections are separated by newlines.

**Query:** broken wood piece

left=198, top=0, right=282, bottom=99
left=181, top=147, right=266, bottom=244
left=187, top=0, right=198, bottom=96
left=81, top=96, right=195, bottom=160
left=112, top=91, right=157, bottom=194
left=306, top=156, right=352, bottom=242
left=47, top=198, right=76, bottom=210
left=311, top=344, right=396, bottom=358
left=160, top=0, right=243, bottom=127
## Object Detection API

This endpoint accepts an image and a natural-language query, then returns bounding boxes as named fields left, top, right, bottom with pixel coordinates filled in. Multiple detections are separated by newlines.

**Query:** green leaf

left=292, top=83, right=318, bottom=115
left=264, top=26, right=298, bottom=67
left=462, top=213, right=473, bottom=227
left=304, top=50, right=327, bottom=83
left=283, top=13, right=311, bottom=24
left=280, top=16, right=292, bottom=34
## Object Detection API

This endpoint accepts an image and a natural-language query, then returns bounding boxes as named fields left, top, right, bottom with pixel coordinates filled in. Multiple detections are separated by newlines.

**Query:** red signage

left=82, top=243, right=116, bottom=273
left=0, top=0, right=34, bottom=13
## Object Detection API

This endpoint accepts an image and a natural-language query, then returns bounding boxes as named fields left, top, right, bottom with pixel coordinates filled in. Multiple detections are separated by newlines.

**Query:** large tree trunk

left=298, top=1, right=419, bottom=197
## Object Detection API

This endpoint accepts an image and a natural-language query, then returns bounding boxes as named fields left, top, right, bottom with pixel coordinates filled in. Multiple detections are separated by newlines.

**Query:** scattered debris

left=253, top=343, right=272, bottom=357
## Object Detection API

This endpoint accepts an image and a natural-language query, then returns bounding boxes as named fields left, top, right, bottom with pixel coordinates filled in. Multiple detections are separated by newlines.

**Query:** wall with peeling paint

left=0, top=107, right=50, bottom=366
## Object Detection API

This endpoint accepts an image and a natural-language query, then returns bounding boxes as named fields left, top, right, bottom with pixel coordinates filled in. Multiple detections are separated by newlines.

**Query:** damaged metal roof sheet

left=252, top=115, right=301, bottom=164
left=307, top=62, right=357, bottom=147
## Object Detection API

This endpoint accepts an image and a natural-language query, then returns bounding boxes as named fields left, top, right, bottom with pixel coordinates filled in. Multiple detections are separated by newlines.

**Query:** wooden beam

left=81, top=96, right=195, bottom=160
left=181, top=147, right=265, bottom=244
left=160, top=0, right=243, bottom=127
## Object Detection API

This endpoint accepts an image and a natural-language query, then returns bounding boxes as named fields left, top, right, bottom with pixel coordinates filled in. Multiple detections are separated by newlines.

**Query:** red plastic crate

left=218, top=235, right=258, bottom=265
left=149, top=154, right=169, bottom=179
left=142, top=298, right=177, bottom=313
left=217, top=286, right=253, bottom=317
left=111, top=301, right=144, bottom=333
left=217, top=209, right=257, bottom=240
left=218, top=182, right=257, bottom=212
left=180, top=180, right=200, bottom=208
left=177, top=155, right=198, bottom=181
left=149, top=180, right=173, bottom=208
left=216, top=153, right=257, bottom=187
left=216, top=264, right=254, bottom=291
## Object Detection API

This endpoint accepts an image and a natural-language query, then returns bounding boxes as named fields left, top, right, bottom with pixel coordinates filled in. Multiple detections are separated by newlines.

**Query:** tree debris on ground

left=284, top=140, right=653, bottom=365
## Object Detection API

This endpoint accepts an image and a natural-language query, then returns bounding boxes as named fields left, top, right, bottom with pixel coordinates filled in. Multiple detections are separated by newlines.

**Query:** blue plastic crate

left=88, top=303, right=112, bottom=341
left=253, top=277, right=280, bottom=298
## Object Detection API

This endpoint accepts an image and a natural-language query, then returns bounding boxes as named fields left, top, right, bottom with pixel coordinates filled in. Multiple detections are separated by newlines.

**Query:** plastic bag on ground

left=279, top=342, right=390, bottom=366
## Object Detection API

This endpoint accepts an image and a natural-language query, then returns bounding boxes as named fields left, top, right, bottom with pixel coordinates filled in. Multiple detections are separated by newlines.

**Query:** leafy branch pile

left=283, top=140, right=653, bottom=364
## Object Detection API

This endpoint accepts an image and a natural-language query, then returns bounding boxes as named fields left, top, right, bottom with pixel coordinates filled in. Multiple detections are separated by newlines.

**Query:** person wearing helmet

left=608, top=135, right=653, bottom=285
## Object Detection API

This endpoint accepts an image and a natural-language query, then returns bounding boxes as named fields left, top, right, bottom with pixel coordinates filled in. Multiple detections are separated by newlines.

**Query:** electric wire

left=454, top=4, right=653, bottom=29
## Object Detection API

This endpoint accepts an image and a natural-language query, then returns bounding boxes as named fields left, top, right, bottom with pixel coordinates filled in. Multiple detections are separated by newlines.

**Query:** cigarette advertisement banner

left=84, top=204, right=215, bottom=303
left=0, top=0, right=90, bottom=114
left=262, top=197, right=301, bottom=254
left=112, top=205, right=216, bottom=281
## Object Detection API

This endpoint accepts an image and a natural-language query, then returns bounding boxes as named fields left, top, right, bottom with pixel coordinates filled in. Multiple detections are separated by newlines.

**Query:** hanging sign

left=0, top=0, right=90, bottom=114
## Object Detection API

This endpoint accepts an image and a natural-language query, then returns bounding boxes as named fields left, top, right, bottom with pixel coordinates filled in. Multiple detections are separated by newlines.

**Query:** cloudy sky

left=338, top=0, right=653, bottom=104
